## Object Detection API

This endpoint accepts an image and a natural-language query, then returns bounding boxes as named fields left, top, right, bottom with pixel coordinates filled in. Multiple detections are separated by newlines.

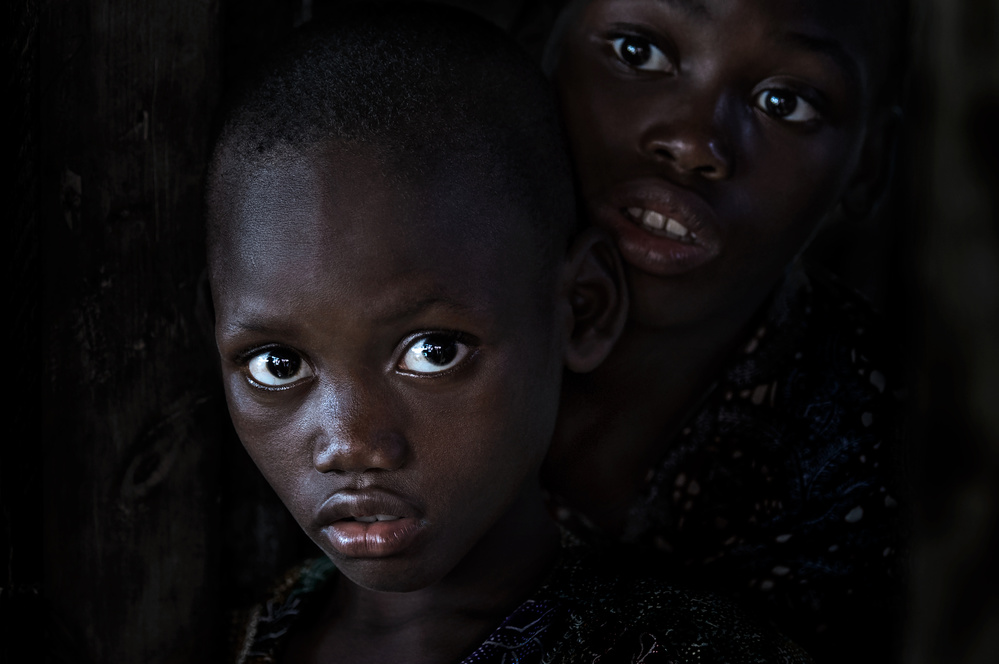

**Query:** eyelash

left=605, top=31, right=675, bottom=74
left=234, top=331, right=478, bottom=391
left=753, top=86, right=825, bottom=124
left=396, top=331, right=477, bottom=377
left=239, top=344, right=314, bottom=391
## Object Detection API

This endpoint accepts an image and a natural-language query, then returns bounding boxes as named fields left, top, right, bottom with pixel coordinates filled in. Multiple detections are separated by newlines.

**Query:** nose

left=639, top=95, right=734, bottom=182
left=310, top=374, right=409, bottom=474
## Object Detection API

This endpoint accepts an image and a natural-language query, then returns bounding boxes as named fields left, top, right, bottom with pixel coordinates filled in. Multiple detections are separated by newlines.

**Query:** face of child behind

left=555, top=0, right=893, bottom=329
left=212, top=148, right=571, bottom=594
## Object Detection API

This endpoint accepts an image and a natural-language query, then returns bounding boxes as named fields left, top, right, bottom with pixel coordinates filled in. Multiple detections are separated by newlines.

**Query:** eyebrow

left=370, top=294, right=480, bottom=325
left=220, top=293, right=480, bottom=339
left=780, top=31, right=862, bottom=89
left=655, top=0, right=712, bottom=20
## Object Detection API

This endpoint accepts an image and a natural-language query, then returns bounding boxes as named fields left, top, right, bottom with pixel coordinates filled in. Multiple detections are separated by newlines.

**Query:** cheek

left=557, top=60, right=621, bottom=173
left=733, top=132, right=859, bottom=237
left=416, top=351, right=559, bottom=497
left=482, top=351, right=562, bottom=469
left=412, top=383, right=545, bottom=483
left=224, top=375, right=312, bottom=504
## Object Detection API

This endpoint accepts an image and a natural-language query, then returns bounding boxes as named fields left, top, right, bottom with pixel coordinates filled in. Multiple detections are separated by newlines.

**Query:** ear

left=558, top=228, right=628, bottom=374
left=841, top=105, right=903, bottom=219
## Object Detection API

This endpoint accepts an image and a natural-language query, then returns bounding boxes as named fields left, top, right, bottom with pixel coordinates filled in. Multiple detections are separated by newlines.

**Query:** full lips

left=314, top=488, right=427, bottom=558
left=590, top=179, right=723, bottom=277
left=322, top=517, right=425, bottom=558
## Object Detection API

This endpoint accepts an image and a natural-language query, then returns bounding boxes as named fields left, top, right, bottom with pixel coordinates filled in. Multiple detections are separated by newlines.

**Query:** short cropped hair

left=207, top=2, right=575, bottom=267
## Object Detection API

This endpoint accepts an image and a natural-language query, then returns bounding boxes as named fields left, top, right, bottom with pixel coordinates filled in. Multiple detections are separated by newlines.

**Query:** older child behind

left=207, top=4, right=811, bottom=663
left=544, top=0, right=910, bottom=660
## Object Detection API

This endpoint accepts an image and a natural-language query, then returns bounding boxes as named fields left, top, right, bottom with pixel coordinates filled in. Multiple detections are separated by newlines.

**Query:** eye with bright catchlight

left=246, top=348, right=313, bottom=388
left=398, top=333, right=471, bottom=375
left=754, top=89, right=820, bottom=123
left=609, top=35, right=673, bottom=73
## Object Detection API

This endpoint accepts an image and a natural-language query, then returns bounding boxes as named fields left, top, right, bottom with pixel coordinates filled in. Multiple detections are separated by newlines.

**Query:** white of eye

left=246, top=349, right=313, bottom=387
left=754, top=89, right=820, bottom=123
left=399, top=335, right=470, bottom=375
left=610, top=36, right=672, bottom=73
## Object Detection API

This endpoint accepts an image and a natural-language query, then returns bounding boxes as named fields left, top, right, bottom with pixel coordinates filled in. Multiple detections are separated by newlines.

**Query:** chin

left=625, top=267, right=722, bottom=328
left=339, top=557, right=449, bottom=594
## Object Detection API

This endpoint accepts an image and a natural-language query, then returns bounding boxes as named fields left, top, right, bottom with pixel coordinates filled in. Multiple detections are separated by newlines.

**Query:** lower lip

left=321, top=518, right=424, bottom=558
left=595, top=207, right=720, bottom=277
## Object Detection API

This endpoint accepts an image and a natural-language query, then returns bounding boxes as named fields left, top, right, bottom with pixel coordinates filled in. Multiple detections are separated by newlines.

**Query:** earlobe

left=842, top=106, right=902, bottom=219
left=559, top=228, right=629, bottom=374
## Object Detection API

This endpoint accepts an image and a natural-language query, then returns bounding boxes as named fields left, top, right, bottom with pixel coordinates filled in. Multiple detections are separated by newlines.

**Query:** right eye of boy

left=754, top=89, right=820, bottom=123
left=609, top=36, right=672, bottom=73
left=246, top=348, right=313, bottom=387
left=398, top=334, right=470, bottom=375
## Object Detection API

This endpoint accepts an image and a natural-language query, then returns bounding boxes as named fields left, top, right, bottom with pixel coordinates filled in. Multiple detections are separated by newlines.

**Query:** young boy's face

left=211, top=148, right=568, bottom=593
left=555, top=0, right=893, bottom=327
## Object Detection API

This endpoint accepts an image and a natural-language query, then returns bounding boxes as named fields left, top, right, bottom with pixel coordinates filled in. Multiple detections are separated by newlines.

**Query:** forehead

left=210, top=147, right=543, bottom=322
left=587, top=0, right=889, bottom=30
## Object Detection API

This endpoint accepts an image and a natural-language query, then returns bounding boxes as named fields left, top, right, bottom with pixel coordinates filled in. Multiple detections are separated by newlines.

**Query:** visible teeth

left=627, top=208, right=694, bottom=241
left=642, top=210, right=666, bottom=230
left=665, top=218, right=689, bottom=237
left=354, top=514, right=400, bottom=523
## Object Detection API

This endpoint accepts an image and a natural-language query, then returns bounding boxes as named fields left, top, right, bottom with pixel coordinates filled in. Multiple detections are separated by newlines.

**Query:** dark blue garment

left=230, top=532, right=812, bottom=663
left=550, top=262, right=907, bottom=662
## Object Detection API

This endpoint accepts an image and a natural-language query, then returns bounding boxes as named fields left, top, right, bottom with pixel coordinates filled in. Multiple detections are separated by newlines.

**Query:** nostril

left=312, top=429, right=409, bottom=474
left=653, top=146, right=674, bottom=162
left=644, top=128, right=733, bottom=181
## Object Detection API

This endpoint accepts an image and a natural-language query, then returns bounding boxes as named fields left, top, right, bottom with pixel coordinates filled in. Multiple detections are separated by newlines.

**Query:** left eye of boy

left=609, top=36, right=673, bottom=73
left=754, top=89, right=820, bottom=123
left=246, top=348, right=314, bottom=387
left=398, top=334, right=471, bottom=375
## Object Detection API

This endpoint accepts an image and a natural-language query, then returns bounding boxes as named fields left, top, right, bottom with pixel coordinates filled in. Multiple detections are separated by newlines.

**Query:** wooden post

left=38, top=1, right=224, bottom=661
left=905, top=0, right=999, bottom=662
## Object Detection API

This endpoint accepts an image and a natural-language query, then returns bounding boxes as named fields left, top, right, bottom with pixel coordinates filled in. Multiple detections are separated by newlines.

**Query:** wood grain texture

left=8, top=0, right=45, bottom=660
left=38, top=1, right=224, bottom=661
left=905, top=1, right=999, bottom=663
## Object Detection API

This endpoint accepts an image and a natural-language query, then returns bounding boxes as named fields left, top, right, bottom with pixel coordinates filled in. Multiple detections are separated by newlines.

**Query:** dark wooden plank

left=7, top=0, right=45, bottom=659
left=39, top=1, right=224, bottom=661
left=904, top=1, right=999, bottom=662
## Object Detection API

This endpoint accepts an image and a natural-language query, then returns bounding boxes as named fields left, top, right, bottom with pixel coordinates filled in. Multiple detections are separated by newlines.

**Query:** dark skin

left=546, top=0, right=896, bottom=532
left=210, top=146, right=625, bottom=663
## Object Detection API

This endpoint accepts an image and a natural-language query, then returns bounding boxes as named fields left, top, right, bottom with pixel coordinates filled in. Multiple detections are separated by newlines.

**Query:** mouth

left=624, top=207, right=698, bottom=243
left=348, top=514, right=403, bottom=523
left=315, top=489, right=425, bottom=559
left=591, top=180, right=722, bottom=277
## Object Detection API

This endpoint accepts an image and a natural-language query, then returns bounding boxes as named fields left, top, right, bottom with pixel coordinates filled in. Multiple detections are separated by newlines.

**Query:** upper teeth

left=628, top=208, right=691, bottom=239
left=665, top=218, right=689, bottom=237
left=354, top=514, right=400, bottom=523
left=644, top=210, right=666, bottom=230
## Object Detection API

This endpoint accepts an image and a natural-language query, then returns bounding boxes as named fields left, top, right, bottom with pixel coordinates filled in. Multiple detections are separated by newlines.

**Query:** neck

left=288, top=484, right=561, bottom=664
left=544, top=284, right=773, bottom=534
